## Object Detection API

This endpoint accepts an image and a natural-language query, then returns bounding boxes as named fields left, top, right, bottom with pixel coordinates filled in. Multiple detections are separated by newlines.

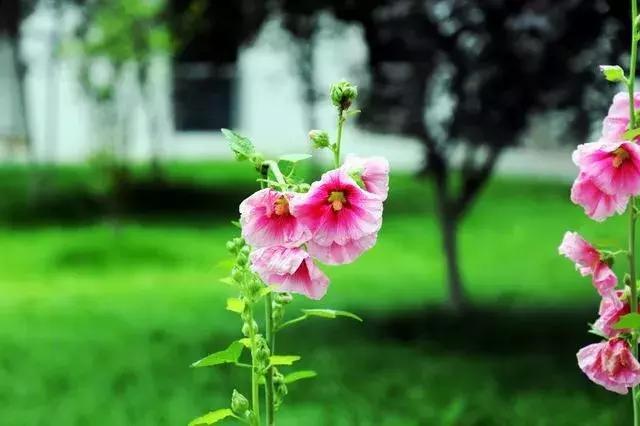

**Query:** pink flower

left=250, top=246, right=329, bottom=300
left=602, top=92, right=640, bottom=141
left=307, top=233, right=378, bottom=265
left=572, top=140, right=640, bottom=197
left=558, top=231, right=618, bottom=300
left=290, top=168, right=383, bottom=264
left=594, top=291, right=630, bottom=338
left=577, top=339, right=640, bottom=394
left=342, top=155, right=390, bottom=201
left=570, top=172, right=629, bottom=222
left=240, top=188, right=311, bottom=248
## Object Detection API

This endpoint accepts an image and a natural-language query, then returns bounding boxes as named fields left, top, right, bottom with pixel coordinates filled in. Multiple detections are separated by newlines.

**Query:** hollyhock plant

left=250, top=246, right=329, bottom=300
left=558, top=231, right=618, bottom=302
left=239, top=188, right=311, bottom=248
left=190, top=80, right=384, bottom=426
left=577, top=339, right=640, bottom=395
left=572, top=140, right=640, bottom=198
left=290, top=168, right=383, bottom=265
left=571, top=172, right=629, bottom=221
left=562, top=4, right=640, bottom=421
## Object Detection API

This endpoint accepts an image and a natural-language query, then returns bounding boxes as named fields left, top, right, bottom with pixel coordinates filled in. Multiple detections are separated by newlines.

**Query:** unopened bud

left=231, top=389, right=249, bottom=415
left=330, top=80, right=358, bottom=110
left=242, top=320, right=259, bottom=337
left=308, top=130, right=330, bottom=149
left=599, top=65, right=626, bottom=83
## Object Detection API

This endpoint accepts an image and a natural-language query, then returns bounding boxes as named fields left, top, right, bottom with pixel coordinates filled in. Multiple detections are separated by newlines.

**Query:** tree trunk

left=440, top=212, right=467, bottom=312
left=424, top=147, right=469, bottom=312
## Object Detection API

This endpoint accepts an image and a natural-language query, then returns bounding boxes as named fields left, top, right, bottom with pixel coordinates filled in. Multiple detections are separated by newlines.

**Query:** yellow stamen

left=612, top=147, right=630, bottom=168
left=274, top=196, right=289, bottom=216
left=328, top=191, right=346, bottom=211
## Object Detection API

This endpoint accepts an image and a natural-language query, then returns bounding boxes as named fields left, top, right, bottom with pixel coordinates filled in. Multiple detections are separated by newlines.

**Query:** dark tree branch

left=454, top=145, right=501, bottom=218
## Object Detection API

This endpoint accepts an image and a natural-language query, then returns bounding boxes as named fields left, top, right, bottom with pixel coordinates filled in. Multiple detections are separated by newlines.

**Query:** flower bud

left=231, top=389, right=249, bottom=415
left=226, top=240, right=237, bottom=254
left=330, top=80, right=358, bottom=110
left=231, top=267, right=244, bottom=283
left=308, top=130, right=330, bottom=149
left=599, top=65, right=626, bottom=83
left=273, top=369, right=288, bottom=409
left=237, top=252, right=248, bottom=267
left=275, top=292, right=293, bottom=304
left=242, top=320, right=259, bottom=337
left=255, top=335, right=271, bottom=365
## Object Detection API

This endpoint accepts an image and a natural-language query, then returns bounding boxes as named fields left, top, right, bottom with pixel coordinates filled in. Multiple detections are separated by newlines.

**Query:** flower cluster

left=241, top=155, right=389, bottom=300
left=189, top=80, right=390, bottom=426
left=561, top=88, right=640, bottom=396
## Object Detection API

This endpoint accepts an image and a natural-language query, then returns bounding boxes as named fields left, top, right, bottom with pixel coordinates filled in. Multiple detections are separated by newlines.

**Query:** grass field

left=0, top=163, right=635, bottom=425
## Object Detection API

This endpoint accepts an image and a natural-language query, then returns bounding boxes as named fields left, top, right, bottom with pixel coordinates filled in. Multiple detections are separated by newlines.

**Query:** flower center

left=328, top=191, right=346, bottom=211
left=612, top=147, right=630, bottom=168
left=274, top=196, right=289, bottom=216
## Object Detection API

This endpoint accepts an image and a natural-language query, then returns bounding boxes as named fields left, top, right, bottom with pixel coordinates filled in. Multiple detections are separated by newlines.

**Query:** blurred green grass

left=0, top=162, right=634, bottom=425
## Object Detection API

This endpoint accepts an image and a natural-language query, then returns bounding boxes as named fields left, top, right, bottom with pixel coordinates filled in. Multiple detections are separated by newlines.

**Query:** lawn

left=0, top=163, right=635, bottom=425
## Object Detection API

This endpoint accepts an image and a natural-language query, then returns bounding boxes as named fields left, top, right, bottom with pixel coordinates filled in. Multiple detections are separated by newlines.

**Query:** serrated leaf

left=269, top=355, right=300, bottom=366
left=188, top=408, right=234, bottom=426
left=279, top=153, right=312, bottom=163
left=191, top=341, right=245, bottom=368
left=614, top=313, right=640, bottom=330
left=226, top=298, right=245, bottom=313
left=283, top=370, right=317, bottom=384
left=221, top=128, right=255, bottom=158
left=301, top=309, right=363, bottom=322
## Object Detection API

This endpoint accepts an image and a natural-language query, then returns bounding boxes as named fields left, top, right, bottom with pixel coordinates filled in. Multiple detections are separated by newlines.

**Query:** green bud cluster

left=330, top=80, right=358, bottom=111
left=271, top=292, right=293, bottom=328
left=308, top=129, right=330, bottom=149
left=254, top=335, right=271, bottom=370
left=272, top=368, right=288, bottom=410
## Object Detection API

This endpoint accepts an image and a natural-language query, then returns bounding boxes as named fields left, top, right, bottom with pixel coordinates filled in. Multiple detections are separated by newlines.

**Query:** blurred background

left=1, top=0, right=639, bottom=425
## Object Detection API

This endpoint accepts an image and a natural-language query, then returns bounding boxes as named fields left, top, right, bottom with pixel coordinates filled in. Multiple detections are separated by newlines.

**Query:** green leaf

left=226, top=298, right=244, bottom=313
left=614, top=313, right=640, bottom=330
left=188, top=408, right=234, bottom=425
left=279, top=153, right=312, bottom=163
left=269, top=355, right=300, bottom=366
left=191, top=341, right=245, bottom=368
left=301, top=309, right=363, bottom=322
left=230, top=220, right=241, bottom=229
left=258, top=286, right=273, bottom=297
left=283, top=370, right=317, bottom=384
left=221, top=128, right=255, bottom=158
left=237, top=338, right=251, bottom=348
left=623, top=127, right=640, bottom=141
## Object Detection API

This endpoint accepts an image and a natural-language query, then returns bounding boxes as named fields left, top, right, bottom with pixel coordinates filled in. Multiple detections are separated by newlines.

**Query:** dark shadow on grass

left=366, top=304, right=597, bottom=355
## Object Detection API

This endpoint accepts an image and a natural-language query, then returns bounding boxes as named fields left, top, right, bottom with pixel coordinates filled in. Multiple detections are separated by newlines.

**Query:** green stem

left=247, top=304, right=261, bottom=425
left=264, top=161, right=287, bottom=188
left=333, top=109, right=345, bottom=167
left=276, top=314, right=308, bottom=331
left=264, top=293, right=275, bottom=426
left=629, top=2, right=639, bottom=424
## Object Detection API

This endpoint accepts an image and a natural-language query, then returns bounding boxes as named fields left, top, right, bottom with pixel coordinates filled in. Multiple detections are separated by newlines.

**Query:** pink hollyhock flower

left=602, top=92, right=640, bottom=141
left=558, top=232, right=618, bottom=301
left=307, top=233, right=378, bottom=265
left=577, top=339, right=640, bottom=394
left=572, top=140, right=640, bottom=197
left=594, top=291, right=629, bottom=338
left=250, top=246, right=329, bottom=300
left=240, top=188, right=311, bottom=248
left=290, top=168, right=383, bottom=264
left=570, top=172, right=629, bottom=222
left=342, top=155, right=390, bottom=201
